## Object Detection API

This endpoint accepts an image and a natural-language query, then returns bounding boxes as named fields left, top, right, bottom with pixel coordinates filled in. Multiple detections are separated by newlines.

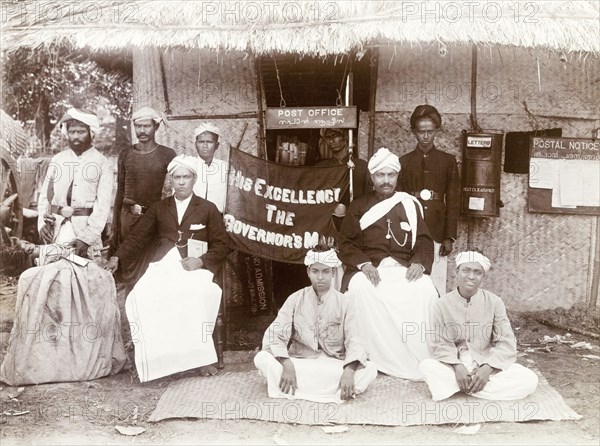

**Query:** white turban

left=167, top=155, right=198, bottom=176
left=368, top=147, right=401, bottom=174
left=304, top=248, right=341, bottom=268
left=455, top=251, right=491, bottom=272
left=59, top=108, right=100, bottom=139
left=132, top=106, right=163, bottom=124
left=194, top=123, right=221, bottom=139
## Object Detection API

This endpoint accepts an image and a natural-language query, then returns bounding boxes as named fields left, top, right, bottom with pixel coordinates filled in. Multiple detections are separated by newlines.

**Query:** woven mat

left=148, top=369, right=581, bottom=426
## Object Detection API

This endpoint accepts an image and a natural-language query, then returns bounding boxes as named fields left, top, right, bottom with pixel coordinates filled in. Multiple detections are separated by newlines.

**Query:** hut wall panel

left=377, top=45, right=600, bottom=119
left=162, top=48, right=258, bottom=116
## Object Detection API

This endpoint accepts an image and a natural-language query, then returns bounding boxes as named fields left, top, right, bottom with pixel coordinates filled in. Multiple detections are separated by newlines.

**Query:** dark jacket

left=338, top=191, right=434, bottom=291
left=116, top=194, right=230, bottom=282
left=398, top=146, right=460, bottom=243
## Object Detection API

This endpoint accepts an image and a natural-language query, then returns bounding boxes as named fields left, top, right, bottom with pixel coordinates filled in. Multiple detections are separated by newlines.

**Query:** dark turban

left=410, top=104, right=442, bottom=129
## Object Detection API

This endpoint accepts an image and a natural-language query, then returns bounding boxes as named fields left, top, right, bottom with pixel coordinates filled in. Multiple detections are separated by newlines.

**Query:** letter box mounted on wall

left=461, top=130, right=504, bottom=217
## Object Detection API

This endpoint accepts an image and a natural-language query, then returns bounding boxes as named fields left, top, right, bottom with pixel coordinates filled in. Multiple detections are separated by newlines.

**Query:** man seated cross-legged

left=254, top=244, right=377, bottom=403
left=419, top=251, right=538, bottom=401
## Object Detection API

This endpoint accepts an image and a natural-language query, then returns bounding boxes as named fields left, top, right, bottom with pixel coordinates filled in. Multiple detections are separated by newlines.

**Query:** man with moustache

left=38, top=108, right=113, bottom=258
left=0, top=109, right=126, bottom=386
left=109, top=107, right=176, bottom=284
left=338, top=147, right=438, bottom=380
left=419, top=251, right=538, bottom=401
left=398, top=105, right=460, bottom=295
left=104, top=155, right=230, bottom=381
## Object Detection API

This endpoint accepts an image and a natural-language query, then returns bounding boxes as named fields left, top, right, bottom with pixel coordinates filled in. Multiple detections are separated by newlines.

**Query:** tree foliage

left=2, top=45, right=132, bottom=151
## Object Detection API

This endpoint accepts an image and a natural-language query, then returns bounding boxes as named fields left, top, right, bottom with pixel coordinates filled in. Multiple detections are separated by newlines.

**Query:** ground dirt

left=0, top=275, right=598, bottom=445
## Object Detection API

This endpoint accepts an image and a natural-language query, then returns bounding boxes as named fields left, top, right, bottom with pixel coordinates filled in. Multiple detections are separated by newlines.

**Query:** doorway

left=258, top=52, right=373, bottom=306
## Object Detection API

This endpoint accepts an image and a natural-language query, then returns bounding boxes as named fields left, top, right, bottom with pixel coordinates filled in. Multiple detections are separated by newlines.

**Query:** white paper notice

left=582, top=162, right=600, bottom=207
left=468, top=196, right=485, bottom=211
left=529, top=158, right=557, bottom=189
left=188, top=239, right=208, bottom=258
left=559, top=160, right=584, bottom=206
left=551, top=164, right=576, bottom=208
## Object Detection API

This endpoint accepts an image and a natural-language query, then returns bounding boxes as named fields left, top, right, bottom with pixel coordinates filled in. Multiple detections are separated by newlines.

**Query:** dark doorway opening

left=258, top=52, right=374, bottom=307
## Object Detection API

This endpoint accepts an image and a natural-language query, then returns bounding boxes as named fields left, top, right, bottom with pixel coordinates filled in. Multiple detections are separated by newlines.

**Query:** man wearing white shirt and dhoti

left=254, top=244, right=377, bottom=403
left=338, top=147, right=438, bottom=380
left=105, top=155, right=230, bottom=381
left=192, top=123, right=228, bottom=213
left=419, top=251, right=538, bottom=401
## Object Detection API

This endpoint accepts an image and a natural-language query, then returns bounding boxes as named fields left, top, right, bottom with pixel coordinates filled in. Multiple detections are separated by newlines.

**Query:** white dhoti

left=254, top=350, right=378, bottom=404
left=126, top=247, right=221, bottom=382
left=419, top=352, right=539, bottom=401
left=430, top=241, right=447, bottom=296
left=348, top=257, right=438, bottom=380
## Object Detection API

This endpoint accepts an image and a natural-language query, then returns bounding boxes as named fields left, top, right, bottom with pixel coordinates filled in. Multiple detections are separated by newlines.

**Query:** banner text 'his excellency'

left=223, top=150, right=347, bottom=263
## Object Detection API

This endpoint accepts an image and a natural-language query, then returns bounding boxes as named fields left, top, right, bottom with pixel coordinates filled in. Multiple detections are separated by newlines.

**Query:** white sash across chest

left=359, top=192, right=424, bottom=249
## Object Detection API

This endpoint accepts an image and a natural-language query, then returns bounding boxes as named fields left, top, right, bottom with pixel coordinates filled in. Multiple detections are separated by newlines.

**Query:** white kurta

left=125, top=247, right=222, bottom=382
left=37, top=147, right=113, bottom=247
left=193, top=158, right=228, bottom=212
left=348, top=257, right=438, bottom=380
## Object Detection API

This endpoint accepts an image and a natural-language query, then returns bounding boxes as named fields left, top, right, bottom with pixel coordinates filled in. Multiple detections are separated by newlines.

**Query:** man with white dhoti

left=338, top=147, right=438, bottom=380
left=419, top=251, right=538, bottom=401
left=105, top=155, right=230, bottom=382
left=254, top=244, right=377, bottom=403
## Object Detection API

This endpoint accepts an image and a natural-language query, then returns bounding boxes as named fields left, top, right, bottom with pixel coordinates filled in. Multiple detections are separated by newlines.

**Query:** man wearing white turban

left=105, top=155, right=230, bottom=381
left=109, top=106, right=176, bottom=285
left=419, top=251, right=538, bottom=401
left=38, top=108, right=112, bottom=257
left=338, top=147, right=438, bottom=380
left=192, top=123, right=228, bottom=213
left=254, top=243, right=377, bottom=403
left=3, top=108, right=127, bottom=386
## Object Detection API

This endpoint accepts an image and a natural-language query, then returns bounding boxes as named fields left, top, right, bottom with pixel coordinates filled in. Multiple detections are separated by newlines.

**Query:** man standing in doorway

left=316, top=128, right=371, bottom=227
left=109, top=106, right=176, bottom=284
left=193, top=123, right=228, bottom=213
left=398, top=105, right=460, bottom=295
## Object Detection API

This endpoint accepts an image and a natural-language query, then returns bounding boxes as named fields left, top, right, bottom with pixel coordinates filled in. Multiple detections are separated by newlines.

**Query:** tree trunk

left=113, top=114, right=131, bottom=155
left=34, top=93, right=51, bottom=152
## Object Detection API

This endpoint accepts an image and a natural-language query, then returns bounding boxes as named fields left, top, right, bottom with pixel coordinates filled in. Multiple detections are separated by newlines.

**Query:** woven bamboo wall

left=375, top=44, right=600, bottom=311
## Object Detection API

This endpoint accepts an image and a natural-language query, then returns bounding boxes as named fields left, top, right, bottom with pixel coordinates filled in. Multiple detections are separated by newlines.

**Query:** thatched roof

left=3, top=1, right=599, bottom=56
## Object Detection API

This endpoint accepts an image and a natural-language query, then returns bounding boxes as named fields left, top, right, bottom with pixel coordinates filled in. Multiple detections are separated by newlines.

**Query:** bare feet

left=198, top=364, right=219, bottom=376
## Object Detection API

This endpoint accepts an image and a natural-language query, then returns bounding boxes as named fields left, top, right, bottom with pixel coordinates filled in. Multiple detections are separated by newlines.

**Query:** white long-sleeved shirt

left=261, top=286, right=368, bottom=367
left=192, top=157, right=228, bottom=213
left=428, top=288, right=517, bottom=371
left=37, top=147, right=114, bottom=246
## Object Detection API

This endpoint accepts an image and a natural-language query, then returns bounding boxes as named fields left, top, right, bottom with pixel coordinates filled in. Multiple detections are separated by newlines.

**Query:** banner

left=225, top=149, right=348, bottom=263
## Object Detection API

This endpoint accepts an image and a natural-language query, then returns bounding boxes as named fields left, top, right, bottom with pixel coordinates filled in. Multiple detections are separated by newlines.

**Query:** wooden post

left=591, top=216, right=600, bottom=308
left=368, top=49, right=379, bottom=158
left=255, top=57, right=268, bottom=160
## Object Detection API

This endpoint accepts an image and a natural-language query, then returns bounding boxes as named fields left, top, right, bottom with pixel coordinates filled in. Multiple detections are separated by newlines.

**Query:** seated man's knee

left=348, top=273, right=373, bottom=292
left=254, top=350, right=274, bottom=369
